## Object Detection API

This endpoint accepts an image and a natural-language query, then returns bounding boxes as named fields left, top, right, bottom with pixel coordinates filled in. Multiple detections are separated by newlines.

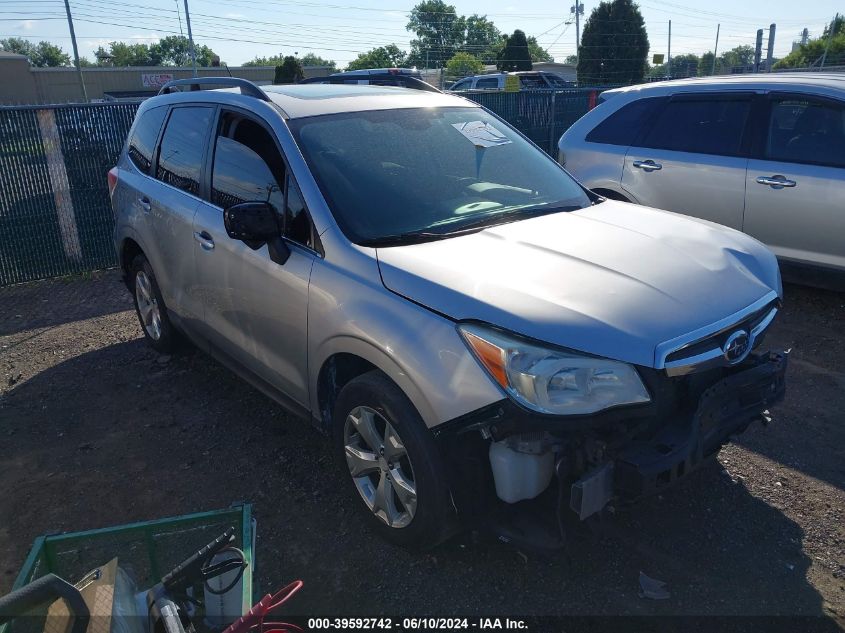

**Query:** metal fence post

left=548, top=91, right=557, bottom=156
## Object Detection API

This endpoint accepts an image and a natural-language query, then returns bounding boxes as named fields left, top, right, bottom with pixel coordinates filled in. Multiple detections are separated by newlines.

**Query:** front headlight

left=459, top=323, right=650, bottom=415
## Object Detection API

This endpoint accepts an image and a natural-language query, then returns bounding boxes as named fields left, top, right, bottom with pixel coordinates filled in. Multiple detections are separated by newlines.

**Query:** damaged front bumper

left=434, top=350, right=788, bottom=533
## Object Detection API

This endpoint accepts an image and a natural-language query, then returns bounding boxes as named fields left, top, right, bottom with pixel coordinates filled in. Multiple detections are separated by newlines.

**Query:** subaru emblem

left=723, top=330, right=751, bottom=365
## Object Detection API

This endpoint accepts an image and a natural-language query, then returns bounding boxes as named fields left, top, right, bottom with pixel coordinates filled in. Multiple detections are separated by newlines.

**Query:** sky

left=1, top=0, right=840, bottom=69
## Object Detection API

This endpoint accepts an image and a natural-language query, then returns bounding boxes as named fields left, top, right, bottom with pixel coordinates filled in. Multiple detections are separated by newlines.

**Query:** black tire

left=129, top=254, right=179, bottom=354
left=332, top=370, right=454, bottom=548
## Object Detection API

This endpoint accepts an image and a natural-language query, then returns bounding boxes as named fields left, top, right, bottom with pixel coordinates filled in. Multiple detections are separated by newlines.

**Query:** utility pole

left=183, top=0, right=197, bottom=77
left=754, top=29, right=763, bottom=72
left=574, top=0, right=581, bottom=63
left=63, top=0, right=87, bottom=102
left=712, top=24, right=720, bottom=75
left=766, top=23, right=776, bottom=72
left=667, top=20, right=671, bottom=78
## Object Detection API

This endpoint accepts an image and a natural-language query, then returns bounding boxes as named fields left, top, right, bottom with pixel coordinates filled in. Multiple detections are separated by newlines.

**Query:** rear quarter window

left=127, top=106, right=167, bottom=174
left=585, top=97, right=666, bottom=146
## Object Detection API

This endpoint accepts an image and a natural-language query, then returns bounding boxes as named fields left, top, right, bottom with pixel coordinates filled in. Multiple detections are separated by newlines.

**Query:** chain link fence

left=0, top=90, right=603, bottom=286
left=0, top=102, right=139, bottom=286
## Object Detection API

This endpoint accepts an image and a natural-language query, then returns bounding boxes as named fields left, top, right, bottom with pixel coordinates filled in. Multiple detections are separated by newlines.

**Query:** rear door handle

left=139, top=197, right=151, bottom=213
left=632, top=159, right=662, bottom=172
left=193, top=231, right=215, bottom=251
left=756, top=175, right=796, bottom=189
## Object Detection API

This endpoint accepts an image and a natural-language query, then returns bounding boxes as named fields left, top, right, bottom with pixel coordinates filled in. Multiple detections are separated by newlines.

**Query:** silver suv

left=111, top=77, right=787, bottom=549
left=558, top=74, right=845, bottom=281
left=449, top=71, right=574, bottom=91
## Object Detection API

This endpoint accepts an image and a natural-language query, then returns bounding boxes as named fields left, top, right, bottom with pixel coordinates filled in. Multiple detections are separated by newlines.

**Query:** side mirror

left=223, top=201, right=290, bottom=265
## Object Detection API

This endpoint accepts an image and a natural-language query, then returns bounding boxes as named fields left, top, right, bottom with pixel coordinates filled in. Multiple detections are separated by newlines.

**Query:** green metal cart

left=0, top=504, right=255, bottom=633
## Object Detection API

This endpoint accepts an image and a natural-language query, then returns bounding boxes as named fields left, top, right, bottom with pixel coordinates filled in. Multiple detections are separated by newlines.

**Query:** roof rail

left=298, top=74, right=441, bottom=93
left=157, top=77, right=271, bottom=101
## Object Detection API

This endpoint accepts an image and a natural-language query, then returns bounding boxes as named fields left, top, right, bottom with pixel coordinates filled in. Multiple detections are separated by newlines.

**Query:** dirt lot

left=1, top=271, right=843, bottom=625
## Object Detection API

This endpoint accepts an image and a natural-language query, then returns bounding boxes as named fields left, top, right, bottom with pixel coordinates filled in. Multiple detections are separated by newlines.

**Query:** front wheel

left=333, top=370, right=453, bottom=548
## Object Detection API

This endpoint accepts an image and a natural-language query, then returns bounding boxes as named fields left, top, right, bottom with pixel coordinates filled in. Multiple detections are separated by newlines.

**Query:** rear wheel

left=333, top=370, right=453, bottom=548
left=129, top=254, right=179, bottom=353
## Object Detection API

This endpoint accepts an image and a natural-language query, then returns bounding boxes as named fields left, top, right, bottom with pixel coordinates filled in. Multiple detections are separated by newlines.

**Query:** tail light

left=107, top=167, right=118, bottom=196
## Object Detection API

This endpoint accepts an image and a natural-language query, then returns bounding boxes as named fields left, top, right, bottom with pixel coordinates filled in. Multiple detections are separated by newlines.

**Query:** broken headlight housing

left=459, top=323, right=650, bottom=415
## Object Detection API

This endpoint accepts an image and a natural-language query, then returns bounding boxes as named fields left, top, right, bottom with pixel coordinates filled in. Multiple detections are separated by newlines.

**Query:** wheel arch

left=591, top=187, right=633, bottom=202
left=313, top=337, right=438, bottom=434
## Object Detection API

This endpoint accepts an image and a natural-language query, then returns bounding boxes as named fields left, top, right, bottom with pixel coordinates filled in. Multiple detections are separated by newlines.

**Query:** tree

left=563, top=54, right=578, bottom=65
left=649, top=52, right=698, bottom=78
left=299, top=53, right=338, bottom=72
left=346, top=44, right=408, bottom=71
left=89, top=37, right=217, bottom=67
left=94, top=42, right=160, bottom=67
left=699, top=51, right=715, bottom=76
left=244, top=53, right=337, bottom=72
left=274, top=56, right=304, bottom=83
left=823, top=15, right=845, bottom=38
left=527, top=36, right=553, bottom=62
left=497, top=29, right=532, bottom=71
left=446, top=51, right=484, bottom=76
left=407, top=0, right=464, bottom=68
left=0, top=38, right=71, bottom=67
left=150, top=36, right=217, bottom=66
left=717, top=44, right=754, bottom=72
left=577, top=0, right=649, bottom=86
left=462, top=15, right=501, bottom=64
left=775, top=28, right=845, bottom=70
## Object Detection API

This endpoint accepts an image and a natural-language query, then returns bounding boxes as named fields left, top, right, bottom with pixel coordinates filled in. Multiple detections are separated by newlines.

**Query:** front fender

left=307, top=254, right=503, bottom=430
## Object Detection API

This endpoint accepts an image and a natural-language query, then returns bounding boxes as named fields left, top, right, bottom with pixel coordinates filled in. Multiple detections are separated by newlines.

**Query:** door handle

left=756, top=175, right=796, bottom=189
left=139, top=197, right=151, bottom=213
left=193, top=231, right=215, bottom=251
left=632, top=159, right=662, bottom=172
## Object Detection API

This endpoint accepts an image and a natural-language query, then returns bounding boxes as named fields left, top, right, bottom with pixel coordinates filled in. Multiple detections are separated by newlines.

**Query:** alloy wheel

left=135, top=270, right=162, bottom=341
left=343, top=405, right=417, bottom=528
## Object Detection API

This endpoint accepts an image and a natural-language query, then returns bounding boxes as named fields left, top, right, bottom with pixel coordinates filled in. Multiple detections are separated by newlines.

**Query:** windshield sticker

left=451, top=121, right=512, bottom=148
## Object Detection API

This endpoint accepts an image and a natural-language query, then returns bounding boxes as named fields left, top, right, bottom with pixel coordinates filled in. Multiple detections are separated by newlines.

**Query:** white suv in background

left=558, top=74, right=845, bottom=282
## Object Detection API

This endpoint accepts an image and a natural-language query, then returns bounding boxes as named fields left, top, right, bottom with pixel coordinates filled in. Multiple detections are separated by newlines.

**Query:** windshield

left=289, top=107, right=591, bottom=245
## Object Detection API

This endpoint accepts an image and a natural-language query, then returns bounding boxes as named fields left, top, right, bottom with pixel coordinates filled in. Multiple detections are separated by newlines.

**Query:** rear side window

left=639, top=97, right=751, bottom=156
left=156, top=106, right=214, bottom=196
left=586, top=97, right=664, bottom=146
left=475, top=77, right=499, bottom=89
left=766, top=96, right=845, bottom=167
left=127, top=106, right=166, bottom=174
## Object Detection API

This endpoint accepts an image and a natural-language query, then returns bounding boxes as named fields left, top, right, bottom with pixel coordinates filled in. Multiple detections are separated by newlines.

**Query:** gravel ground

left=0, top=271, right=843, bottom=626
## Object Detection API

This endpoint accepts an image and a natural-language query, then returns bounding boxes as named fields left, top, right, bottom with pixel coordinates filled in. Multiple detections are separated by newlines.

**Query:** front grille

left=665, top=299, right=778, bottom=365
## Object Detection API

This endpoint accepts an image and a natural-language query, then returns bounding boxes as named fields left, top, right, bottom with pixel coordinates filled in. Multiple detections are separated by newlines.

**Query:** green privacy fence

left=0, top=102, right=138, bottom=286
left=0, top=89, right=602, bottom=286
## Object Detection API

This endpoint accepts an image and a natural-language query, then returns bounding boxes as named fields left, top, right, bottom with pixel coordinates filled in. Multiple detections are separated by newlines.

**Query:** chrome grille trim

left=654, top=290, right=780, bottom=376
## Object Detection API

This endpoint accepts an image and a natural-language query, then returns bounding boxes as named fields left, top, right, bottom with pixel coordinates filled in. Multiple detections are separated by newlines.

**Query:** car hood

left=376, top=201, right=781, bottom=367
